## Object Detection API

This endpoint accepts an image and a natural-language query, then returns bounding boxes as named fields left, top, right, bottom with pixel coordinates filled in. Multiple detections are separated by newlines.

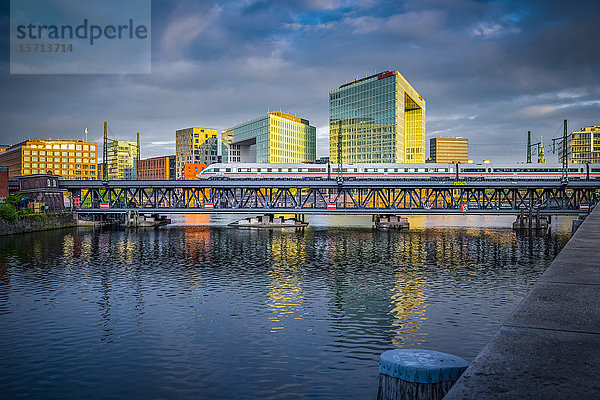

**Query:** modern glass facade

left=329, top=70, right=425, bottom=163
left=559, top=126, right=600, bottom=163
left=107, top=140, right=138, bottom=180
left=224, top=112, right=316, bottom=163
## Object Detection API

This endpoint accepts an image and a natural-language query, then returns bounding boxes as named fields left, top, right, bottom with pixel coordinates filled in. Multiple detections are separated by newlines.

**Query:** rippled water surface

left=0, top=215, right=572, bottom=399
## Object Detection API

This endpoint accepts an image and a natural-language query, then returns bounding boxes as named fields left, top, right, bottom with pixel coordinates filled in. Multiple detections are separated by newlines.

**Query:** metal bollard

left=377, top=349, right=468, bottom=400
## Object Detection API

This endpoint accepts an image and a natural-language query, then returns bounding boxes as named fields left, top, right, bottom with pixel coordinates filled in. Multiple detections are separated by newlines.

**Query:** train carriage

left=198, top=162, right=600, bottom=181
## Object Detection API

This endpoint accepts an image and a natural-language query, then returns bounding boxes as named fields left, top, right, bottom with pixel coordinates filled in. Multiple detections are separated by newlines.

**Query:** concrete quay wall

left=444, top=207, right=600, bottom=399
left=0, top=213, right=77, bottom=236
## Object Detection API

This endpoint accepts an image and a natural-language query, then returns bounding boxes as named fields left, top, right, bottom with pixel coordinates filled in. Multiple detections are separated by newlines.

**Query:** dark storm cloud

left=0, top=0, right=599, bottom=162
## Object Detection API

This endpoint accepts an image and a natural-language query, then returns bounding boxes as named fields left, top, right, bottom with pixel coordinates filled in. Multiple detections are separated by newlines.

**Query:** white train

left=197, top=162, right=600, bottom=181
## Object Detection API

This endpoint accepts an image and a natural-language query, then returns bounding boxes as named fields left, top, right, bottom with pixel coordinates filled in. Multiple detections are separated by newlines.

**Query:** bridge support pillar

left=373, top=215, right=409, bottom=230
left=513, top=209, right=549, bottom=234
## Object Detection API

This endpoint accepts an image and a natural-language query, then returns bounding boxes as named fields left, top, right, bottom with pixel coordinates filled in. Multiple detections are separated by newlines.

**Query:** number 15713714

left=19, top=43, right=73, bottom=53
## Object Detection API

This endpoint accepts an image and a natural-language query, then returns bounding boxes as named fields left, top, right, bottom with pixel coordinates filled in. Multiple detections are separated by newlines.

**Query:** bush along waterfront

left=0, top=195, right=76, bottom=235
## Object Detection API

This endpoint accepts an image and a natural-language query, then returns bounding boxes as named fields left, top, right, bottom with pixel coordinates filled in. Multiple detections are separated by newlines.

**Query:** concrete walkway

left=444, top=207, right=600, bottom=399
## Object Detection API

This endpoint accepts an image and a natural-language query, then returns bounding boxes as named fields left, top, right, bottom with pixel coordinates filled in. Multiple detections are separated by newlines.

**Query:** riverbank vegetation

left=0, top=195, right=35, bottom=223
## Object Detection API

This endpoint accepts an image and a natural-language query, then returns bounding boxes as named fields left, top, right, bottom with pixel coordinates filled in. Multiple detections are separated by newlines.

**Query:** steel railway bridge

left=60, top=180, right=600, bottom=215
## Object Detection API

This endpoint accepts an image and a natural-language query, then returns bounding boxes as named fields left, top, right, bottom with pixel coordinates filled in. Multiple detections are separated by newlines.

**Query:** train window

left=384, top=169, right=388, bottom=172
left=257, top=168, right=262, bottom=172
left=278, top=168, right=282, bottom=172
left=488, top=169, right=491, bottom=172
left=225, top=168, right=231, bottom=172
left=592, top=169, right=600, bottom=172
left=405, top=168, right=409, bottom=172
left=267, top=168, right=272, bottom=172
left=394, top=168, right=398, bottom=172
left=214, top=168, right=220, bottom=172
left=581, top=168, right=584, bottom=173
left=288, top=168, right=293, bottom=172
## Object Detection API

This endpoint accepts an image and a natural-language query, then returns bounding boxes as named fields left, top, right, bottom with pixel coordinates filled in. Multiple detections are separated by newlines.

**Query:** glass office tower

left=329, top=70, right=425, bottom=163
left=224, top=112, right=316, bottom=163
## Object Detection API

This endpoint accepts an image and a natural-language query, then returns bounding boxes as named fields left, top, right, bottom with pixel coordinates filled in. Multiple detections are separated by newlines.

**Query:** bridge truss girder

left=68, top=185, right=599, bottom=214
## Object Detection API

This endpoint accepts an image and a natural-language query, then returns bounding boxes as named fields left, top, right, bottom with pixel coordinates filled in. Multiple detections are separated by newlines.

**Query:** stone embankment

left=0, top=213, right=77, bottom=235
left=443, top=206, right=600, bottom=399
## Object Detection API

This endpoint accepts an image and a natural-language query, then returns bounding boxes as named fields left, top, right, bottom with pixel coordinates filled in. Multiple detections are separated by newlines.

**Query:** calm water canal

left=0, top=215, right=572, bottom=399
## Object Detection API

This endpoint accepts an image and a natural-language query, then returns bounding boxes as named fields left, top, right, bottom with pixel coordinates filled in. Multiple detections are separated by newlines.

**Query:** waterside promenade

left=444, top=207, right=600, bottom=398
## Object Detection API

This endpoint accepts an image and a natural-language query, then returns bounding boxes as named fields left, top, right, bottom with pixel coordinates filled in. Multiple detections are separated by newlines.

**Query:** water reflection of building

left=184, top=214, right=211, bottom=225
left=390, top=267, right=428, bottom=347
left=389, top=233, right=428, bottom=347
left=322, top=230, right=428, bottom=348
left=267, top=230, right=308, bottom=332
left=183, top=225, right=213, bottom=259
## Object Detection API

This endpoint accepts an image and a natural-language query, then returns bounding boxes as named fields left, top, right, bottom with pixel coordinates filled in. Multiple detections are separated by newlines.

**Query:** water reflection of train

left=198, top=163, right=600, bottom=181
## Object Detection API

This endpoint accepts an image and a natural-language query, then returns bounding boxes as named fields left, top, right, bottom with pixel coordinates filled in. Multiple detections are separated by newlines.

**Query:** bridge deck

left=443, top=206, right=600, bottom=399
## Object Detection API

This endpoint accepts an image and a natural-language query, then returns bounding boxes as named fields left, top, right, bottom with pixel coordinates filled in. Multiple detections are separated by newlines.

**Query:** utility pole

left=217, top=130, right=222, bottom=163
left=527, top=131, right=531, bottom=163
left=103, top=121, right=108, bottom=181
left=562, top=119, right=568, bottom=183
left=337, top=119, right=343, bottom=184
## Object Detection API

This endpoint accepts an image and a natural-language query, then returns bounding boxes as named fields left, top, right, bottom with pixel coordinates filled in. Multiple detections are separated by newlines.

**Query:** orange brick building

left=139, top=155, right=176, bottom=180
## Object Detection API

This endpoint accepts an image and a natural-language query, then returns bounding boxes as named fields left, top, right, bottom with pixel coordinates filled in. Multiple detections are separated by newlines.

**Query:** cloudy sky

left=1, top=0, right=599, bottom=163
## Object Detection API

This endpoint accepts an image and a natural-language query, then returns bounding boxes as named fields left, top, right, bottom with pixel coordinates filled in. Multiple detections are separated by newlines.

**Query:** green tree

left=0, top=202, right=18, bottom=223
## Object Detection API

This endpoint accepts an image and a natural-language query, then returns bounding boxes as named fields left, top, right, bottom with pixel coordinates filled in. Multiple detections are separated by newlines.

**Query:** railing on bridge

left=60, top=180, right=600, bottom=215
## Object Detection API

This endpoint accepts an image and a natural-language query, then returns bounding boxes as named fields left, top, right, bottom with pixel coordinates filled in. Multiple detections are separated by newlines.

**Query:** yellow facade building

left=430, top=137, right=469, bottom=163
left=559, top=126, right=600, bottom=163
left=329, top=70, right=426, bottom=163
left=176, top=127, right=219, bottom=179
left=106, top=140, right=138, bottom=180
left=0, top=139, right=98, bottom=179
left=223, top=112, right=316, bottom=163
